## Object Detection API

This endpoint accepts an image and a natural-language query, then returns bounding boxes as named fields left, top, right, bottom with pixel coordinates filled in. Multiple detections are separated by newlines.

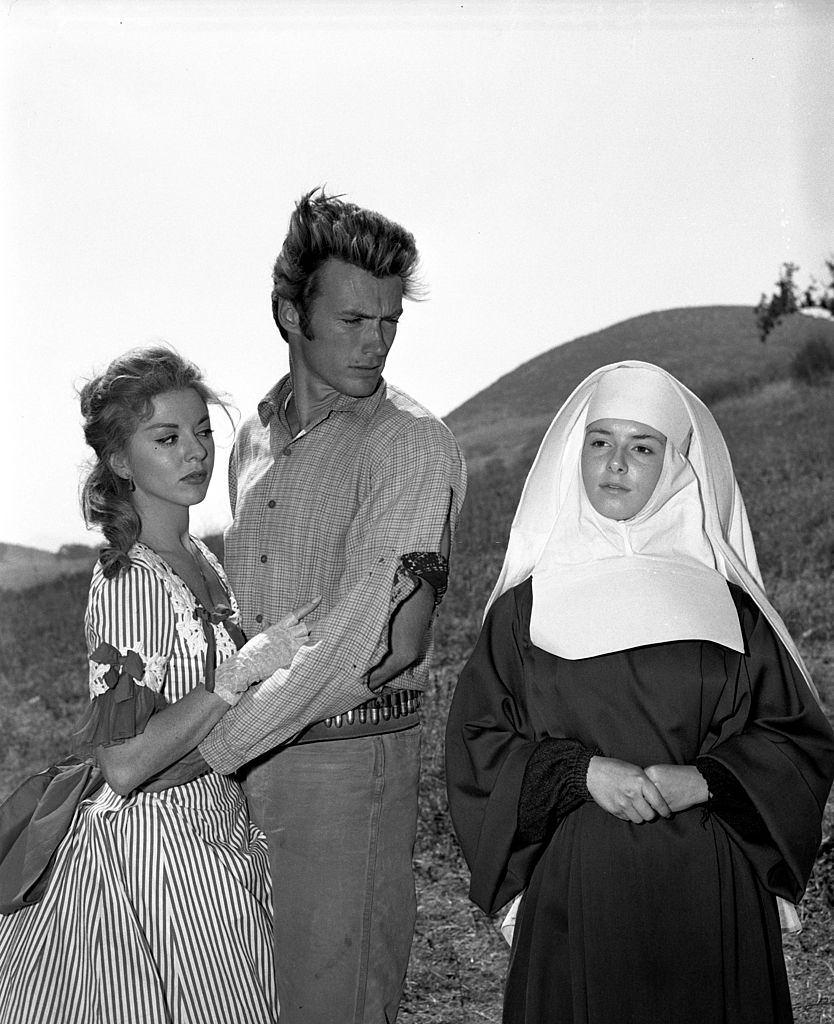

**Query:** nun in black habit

left=445, top=361, right=834, bottom=1024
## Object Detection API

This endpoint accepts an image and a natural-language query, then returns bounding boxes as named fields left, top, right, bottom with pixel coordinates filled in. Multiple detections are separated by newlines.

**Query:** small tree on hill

left=755, top=257, right=834, bottom=342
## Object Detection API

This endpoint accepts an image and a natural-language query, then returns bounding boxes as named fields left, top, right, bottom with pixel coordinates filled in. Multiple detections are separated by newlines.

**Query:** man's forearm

left=199, top=667, right=293, bottom=774
left=202, top=526, right=452, bottom=772
left=367, top=578, right=435, bottom=690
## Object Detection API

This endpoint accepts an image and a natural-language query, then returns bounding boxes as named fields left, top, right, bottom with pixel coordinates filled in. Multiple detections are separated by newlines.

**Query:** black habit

left=446, top=578, right=834, bottom=1024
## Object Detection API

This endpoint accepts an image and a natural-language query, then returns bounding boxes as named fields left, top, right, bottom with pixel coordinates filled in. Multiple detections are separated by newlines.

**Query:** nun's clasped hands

left=586, top=755, right=672, bottom=823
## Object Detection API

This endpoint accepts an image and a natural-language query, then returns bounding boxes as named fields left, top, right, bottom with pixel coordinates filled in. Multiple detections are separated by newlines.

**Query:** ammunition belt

left=294, top=689, right=422, bottom=744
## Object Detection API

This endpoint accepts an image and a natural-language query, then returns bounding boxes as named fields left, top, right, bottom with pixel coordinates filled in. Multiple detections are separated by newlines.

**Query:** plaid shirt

left=199, top=375, right=467, bottom=773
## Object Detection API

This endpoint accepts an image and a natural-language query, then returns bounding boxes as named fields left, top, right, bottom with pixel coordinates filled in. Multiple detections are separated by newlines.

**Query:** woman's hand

left=586, top=756, right=672, bottom=823
left=644, top=764, right=709, bottom=813
left=272, top=597, right=322, bottom=658
left=213, top=596, right=321, bottom=706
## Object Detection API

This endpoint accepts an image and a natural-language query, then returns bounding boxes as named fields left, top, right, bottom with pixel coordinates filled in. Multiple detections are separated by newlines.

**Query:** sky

left=1, top=0, right=832, bottom=551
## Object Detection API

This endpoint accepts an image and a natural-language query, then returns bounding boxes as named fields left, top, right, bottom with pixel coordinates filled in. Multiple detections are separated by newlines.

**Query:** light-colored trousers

left=242, top=725, right=421, bottom=1024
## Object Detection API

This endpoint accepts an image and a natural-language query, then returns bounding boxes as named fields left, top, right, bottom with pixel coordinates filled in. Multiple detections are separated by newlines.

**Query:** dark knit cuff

left=518, top=738, right=601, bottom=844
left=696, top=756, right=771, bottom=844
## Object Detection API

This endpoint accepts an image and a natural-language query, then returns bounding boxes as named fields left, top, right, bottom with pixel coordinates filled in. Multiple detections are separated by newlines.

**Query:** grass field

left=1, top=344, right=833, bottom=1021
left=403, top=372, right=834, bottom=1023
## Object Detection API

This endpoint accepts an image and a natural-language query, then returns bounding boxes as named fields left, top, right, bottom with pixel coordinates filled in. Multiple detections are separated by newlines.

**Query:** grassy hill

left=0, top=542, right=98, bottom=591
left=1, top=306, right=833, bottom=1022
left=447, top=304, right=834, bottom=471
left=435, top=322, right=834, bottom=1021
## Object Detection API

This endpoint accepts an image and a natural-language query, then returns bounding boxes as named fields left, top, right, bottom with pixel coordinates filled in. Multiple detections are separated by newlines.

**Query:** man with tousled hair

left=199, top=189, right=466, bottom=1023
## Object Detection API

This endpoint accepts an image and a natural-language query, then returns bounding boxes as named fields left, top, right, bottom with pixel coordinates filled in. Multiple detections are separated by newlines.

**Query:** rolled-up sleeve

left=200, top=413, right=466, bottom=773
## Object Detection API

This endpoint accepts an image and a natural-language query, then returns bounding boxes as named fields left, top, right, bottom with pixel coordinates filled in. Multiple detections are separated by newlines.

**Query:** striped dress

left=0, top=540, right=278, bottom=1024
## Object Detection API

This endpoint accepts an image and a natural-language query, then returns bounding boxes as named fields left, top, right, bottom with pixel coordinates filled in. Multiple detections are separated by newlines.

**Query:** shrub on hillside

left=790, top=334, right=834, bottom=385
left=755, top=258, right=834, bottom=342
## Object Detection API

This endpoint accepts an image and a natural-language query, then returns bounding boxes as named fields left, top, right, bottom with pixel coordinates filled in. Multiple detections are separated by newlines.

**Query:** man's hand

left=644, top=764, right=709, bottom=813
left=586, top=756, right=672, bottom=823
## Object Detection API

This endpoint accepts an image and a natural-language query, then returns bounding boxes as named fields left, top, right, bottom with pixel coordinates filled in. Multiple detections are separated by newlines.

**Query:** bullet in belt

left=347, top=709, right=355, bottom=724
left=358, top=705, right=367, bottom=724
left=370, top=704, right=380, bottom=724
left=392, top=693, right=401, bottom=718
left=335, top=714, right=343, bottom=727
left=325, top=718, right=332, bottom=727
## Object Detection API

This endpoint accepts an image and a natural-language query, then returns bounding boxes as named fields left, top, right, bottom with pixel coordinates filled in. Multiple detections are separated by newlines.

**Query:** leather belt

left=294, top=689, right=422, bottom=744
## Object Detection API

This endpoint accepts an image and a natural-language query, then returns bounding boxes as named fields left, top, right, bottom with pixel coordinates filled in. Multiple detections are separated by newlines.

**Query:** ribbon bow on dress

left=191, top=605, right=246, bottom=693
left=89, top=643, right=146, bottom=702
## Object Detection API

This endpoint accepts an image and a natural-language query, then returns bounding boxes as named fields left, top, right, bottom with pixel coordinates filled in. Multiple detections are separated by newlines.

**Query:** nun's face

left=581, top=418, right=667, bottom=520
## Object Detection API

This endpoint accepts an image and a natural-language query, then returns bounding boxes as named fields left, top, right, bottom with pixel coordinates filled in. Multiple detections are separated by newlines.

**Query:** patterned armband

left=400, top=552, right=450, bottom=606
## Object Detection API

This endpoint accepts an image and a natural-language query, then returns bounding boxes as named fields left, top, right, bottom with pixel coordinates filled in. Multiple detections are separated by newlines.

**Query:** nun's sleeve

left=445, top=585, right=595, bottom=915
left=696, top=587, right=834, bottom=904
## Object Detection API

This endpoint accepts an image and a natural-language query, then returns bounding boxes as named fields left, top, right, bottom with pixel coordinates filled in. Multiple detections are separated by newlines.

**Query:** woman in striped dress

left=0, top=347, right=316, bottom=1023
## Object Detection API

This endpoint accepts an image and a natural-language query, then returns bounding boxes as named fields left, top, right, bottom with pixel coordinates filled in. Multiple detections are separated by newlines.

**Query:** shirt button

left=255, top=614, right=263, bottom=623
left=282, top=446, right=292, bottom=456
left=267, top=500, right=276, bottom=508
left=260, top=555, right=268, bottom=563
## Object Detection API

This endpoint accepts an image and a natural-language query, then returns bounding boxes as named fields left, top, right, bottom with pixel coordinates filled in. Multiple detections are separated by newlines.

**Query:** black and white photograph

left=1, top=2, right=833, bottom=1022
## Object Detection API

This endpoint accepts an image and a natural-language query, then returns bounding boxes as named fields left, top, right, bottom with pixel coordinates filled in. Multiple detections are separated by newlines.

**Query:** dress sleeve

left=75, top=561, right=176, bottom=752
left=200, top=415, right=466, bottom=773
left=445, top=583, right=558, bottom=915
left=696, top=587, right=834, bottom=902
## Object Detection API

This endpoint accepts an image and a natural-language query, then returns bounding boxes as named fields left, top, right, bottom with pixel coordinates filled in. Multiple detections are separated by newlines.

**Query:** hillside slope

left=0, top=543, right=98, bottom=591
left=446, top=305, right=834, bottom=471
left=2, top=307, right=832, bottom=1022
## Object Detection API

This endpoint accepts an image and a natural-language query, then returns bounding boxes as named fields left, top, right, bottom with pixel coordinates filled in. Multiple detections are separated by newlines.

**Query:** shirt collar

left=258, top=374, right=388, bottom=427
